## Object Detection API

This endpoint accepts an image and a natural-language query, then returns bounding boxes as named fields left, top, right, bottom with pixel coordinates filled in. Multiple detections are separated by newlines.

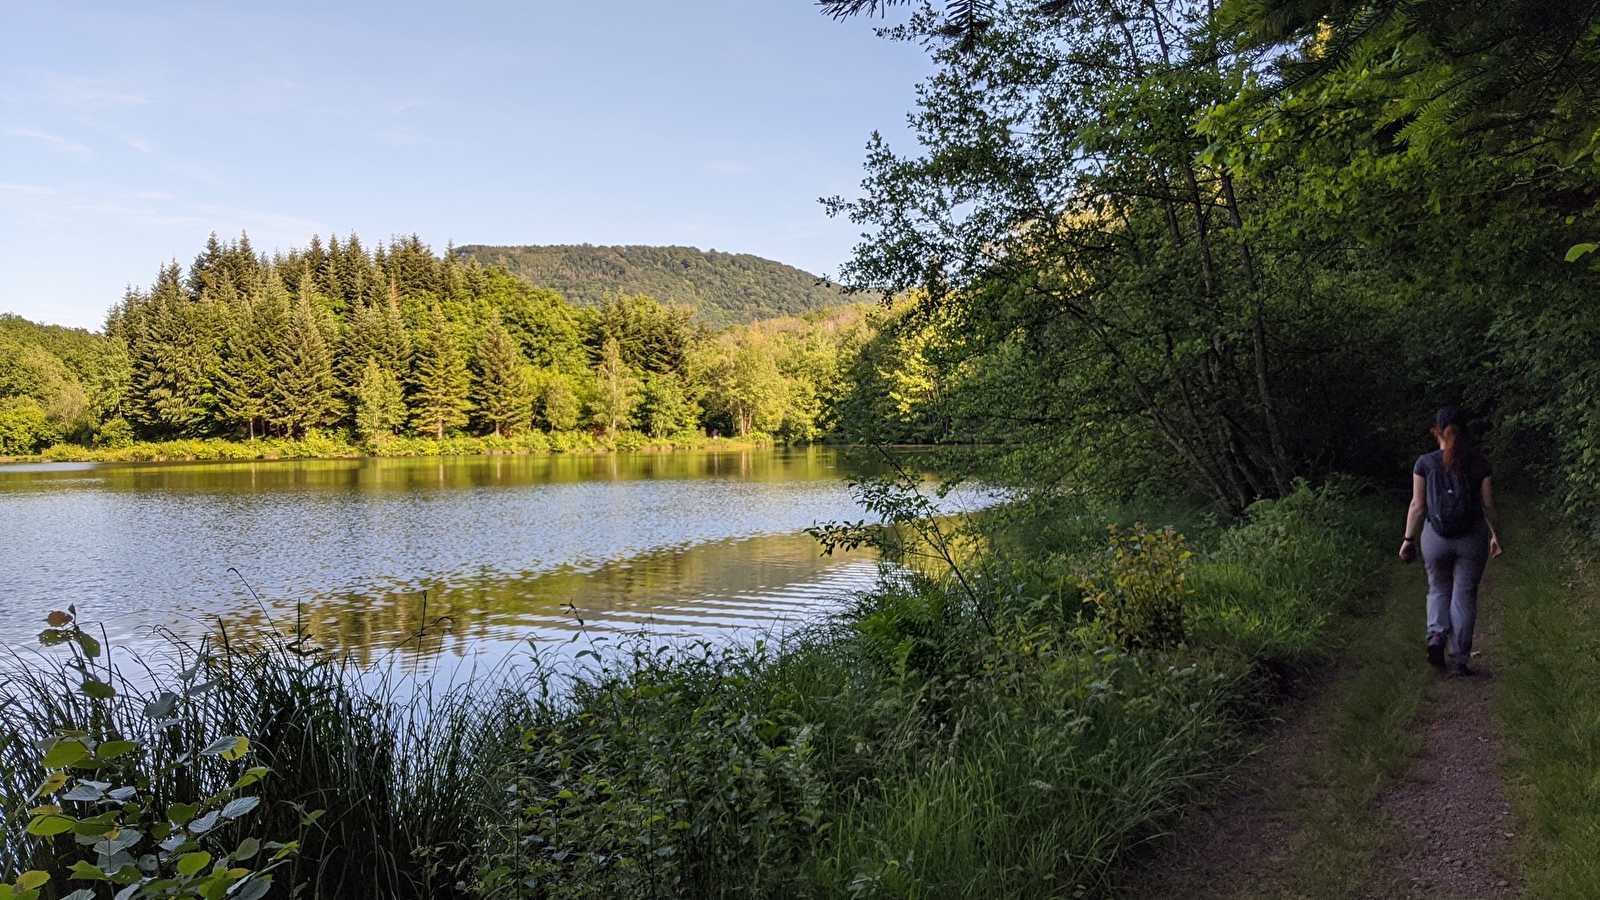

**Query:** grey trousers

left=1422, top=520, right=1490, bottom=666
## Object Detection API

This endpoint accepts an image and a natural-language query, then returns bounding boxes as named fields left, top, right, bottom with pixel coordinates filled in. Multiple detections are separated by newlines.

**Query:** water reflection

left=0, top=449, right=888, bottom=662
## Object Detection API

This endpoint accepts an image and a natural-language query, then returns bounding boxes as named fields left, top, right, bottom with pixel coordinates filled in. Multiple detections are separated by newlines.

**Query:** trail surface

left=1124, top=559, right=1523, bottom=899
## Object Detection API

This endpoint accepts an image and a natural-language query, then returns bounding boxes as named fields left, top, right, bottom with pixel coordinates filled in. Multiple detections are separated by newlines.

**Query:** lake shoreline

left=0, top=432, right=775, bottom=466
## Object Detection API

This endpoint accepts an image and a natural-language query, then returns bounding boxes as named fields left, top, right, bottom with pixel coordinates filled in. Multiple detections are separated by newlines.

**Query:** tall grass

left=2, top=481, right=1386, bottom=899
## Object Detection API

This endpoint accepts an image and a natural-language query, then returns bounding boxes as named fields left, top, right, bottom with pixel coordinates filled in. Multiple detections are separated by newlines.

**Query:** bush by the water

left=1, top=482, right=1384, bottom=899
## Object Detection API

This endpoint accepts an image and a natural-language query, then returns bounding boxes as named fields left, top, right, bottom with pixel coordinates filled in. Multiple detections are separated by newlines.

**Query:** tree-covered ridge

left=457, top=244, right=849, bottom=328
left=0, top=233, right=911, bottom=457
left=0, top=314, right=125, bottom=454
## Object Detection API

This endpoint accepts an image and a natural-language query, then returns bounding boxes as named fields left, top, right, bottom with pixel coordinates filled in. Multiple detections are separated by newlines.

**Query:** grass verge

left=1495, top=507, right=1600, bottom=898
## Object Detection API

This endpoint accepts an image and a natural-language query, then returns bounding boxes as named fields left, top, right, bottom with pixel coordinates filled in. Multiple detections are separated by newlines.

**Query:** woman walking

left=1399, top=407, right=1503, bottom=676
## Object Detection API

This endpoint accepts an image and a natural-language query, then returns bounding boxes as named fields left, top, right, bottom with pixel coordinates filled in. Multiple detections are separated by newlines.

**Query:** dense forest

left=0, top=235, right=930, bottom=456
left=810, top=0, right=1600, bottom=523
left=458, top=244, right=849, bottom=328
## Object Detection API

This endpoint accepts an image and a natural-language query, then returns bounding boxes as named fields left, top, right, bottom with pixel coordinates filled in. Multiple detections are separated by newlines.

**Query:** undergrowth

left=1, top=480, right=1387, bottom=899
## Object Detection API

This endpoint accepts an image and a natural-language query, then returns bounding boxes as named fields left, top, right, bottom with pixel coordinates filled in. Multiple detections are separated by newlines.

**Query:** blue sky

left=0, top=1, right=931, bottom=329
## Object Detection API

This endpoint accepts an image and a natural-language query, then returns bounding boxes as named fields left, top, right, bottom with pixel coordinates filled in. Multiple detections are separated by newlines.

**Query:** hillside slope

left=458, top=244, right=847, bottom=328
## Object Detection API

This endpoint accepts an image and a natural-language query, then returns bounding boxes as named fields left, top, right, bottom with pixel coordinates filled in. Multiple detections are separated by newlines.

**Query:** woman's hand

left=1399, top=539, right=1418, bottom=563
left=1490, top=534, right=1503, bottom=558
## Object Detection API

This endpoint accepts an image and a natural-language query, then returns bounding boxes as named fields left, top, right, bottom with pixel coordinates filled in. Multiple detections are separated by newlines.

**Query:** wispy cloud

left=7, top=128, right=92, bottom=160
left=48, top=80, right=149, bottom=107
left=0, top=182, right=56, bottom=197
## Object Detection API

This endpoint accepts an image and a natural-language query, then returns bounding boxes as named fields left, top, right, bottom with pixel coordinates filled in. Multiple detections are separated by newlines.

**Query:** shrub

left=0, top=399, right=54, bottom=456
left=1074, top=524, right=1191, bottom=649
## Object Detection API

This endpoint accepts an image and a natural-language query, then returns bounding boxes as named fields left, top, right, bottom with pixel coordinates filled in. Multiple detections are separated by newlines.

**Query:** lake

left=0, top=448, right=924, bottom=667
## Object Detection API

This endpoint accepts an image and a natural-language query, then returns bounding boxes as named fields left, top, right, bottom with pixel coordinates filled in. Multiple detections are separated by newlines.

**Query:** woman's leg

left=1421, top=525, right=1456, bottom=651
left=1447, top=529, right=1491, bottom=668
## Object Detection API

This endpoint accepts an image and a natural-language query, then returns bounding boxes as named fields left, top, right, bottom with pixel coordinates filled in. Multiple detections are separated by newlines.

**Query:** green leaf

left=66, top=862, right=106, bottom=882
left=96, top=740, right=139, bottom=761
left=233, top=837, right=261, bottom=861
left=14, top=874, right=47, bottom=893
left=79, top=678, right=115, bottom=700
left=25, top=816, right=74, bottom=837
left=38, top=629, right=73, bottom=647
left=166, top=802, right=198, bottom=825
left=29, top=772, right=67, bottom=800
left=176, top=851, right=212, bottom=877
left=73, top=631, right=102, bottom=659
left=42, top=740, right=89, bottom=769
left=1565, top=242, right=1598, bottom=262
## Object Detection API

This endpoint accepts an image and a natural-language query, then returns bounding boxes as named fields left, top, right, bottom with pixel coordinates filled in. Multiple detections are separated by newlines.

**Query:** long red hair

left=1431, top=424, right=1465, bottom=474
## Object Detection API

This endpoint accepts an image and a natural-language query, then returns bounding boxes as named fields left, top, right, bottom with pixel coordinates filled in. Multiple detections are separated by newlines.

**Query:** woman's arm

left=1483, top=476, right=1503, bottom=557
left=1401, top=473, right=1426, bottom=559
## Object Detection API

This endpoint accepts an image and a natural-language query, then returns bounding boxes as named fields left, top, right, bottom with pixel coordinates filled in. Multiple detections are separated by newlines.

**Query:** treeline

left=0, top=235, right=935, bottom=456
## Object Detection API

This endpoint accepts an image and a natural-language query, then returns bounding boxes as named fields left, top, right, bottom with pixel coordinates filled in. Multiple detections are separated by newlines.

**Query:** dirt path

left=1358, top=566, right=1522, bottom=899
left=1122, top=562, right=1523, bottom=899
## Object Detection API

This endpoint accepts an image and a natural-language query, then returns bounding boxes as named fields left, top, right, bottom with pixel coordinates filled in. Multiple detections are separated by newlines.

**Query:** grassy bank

left=1494, top=507, right=1600, bottom=898
left=1, top=430, right=771, bottom=465
left=1, top=482, right=1387, bottom=899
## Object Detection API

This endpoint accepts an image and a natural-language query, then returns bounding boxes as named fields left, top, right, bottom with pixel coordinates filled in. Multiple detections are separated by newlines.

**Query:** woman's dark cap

left=1436, top=406, right=1462, bottom=430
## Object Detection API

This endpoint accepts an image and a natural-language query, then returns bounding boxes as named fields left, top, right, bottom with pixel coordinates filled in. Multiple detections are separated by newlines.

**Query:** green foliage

left=589, top=337, right=639, bottom=440
left=0, top=399, right=55, bottom=456
left=478, top=644, right=825, bottom=900
left=354, top=357, right=409, bottom=441
left=272, top=291, right=340, bottom=437
left=1075, top=524, right=1191, bottom=650
left=5, top=609, right=293, bottom=900
left=411, top=303, right=473, bottom=439
left=460, top=245, right=848, bottom=329
left=473, top=318, right=531, bottom=437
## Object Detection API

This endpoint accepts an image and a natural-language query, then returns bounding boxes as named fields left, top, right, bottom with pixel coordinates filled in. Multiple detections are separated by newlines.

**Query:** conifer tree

left=216, top=274, right=289, bottom=439
left=410, top=303, right=471, bottom=439
left=354, top=356, right=407, bottom=441
left=473, top=316, right=530, bottom=436
left=272, top=292, right=339, bottom=437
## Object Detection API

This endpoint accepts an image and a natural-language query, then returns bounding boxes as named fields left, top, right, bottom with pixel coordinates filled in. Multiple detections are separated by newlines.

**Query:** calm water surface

left=0, top=449, right=918, bottom=665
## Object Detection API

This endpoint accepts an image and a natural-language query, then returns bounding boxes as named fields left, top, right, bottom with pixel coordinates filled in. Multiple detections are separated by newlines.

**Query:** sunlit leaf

left=15, top=874, right=47, bottom=892
left=26, top=815, right=74, bottom=837
left=175, top=851, right=211, bottom=877
left=42, top=740, right=89, bottom=769
left=29, top=772, right=67, bottom=800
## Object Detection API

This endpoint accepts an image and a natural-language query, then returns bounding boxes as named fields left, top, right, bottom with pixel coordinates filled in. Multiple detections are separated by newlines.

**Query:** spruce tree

left=410, top=303, right=470, bottom=439
left=473, top=316, right=530, bottom=436
left=272, top=291, right=339, bottom=437
left=354, top=356, right=407, bottom=441
left=216, top=274, right=288, bottom=439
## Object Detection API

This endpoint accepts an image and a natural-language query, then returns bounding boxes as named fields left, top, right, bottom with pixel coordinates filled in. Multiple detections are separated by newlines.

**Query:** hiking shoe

left=1448, top=661, right=1472, bottom=678
left=1427, top=643, right=1446, bottom=670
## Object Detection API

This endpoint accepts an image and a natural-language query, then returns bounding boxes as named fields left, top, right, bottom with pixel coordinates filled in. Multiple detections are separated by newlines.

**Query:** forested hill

left=457, top=244, right=847, bottom=328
